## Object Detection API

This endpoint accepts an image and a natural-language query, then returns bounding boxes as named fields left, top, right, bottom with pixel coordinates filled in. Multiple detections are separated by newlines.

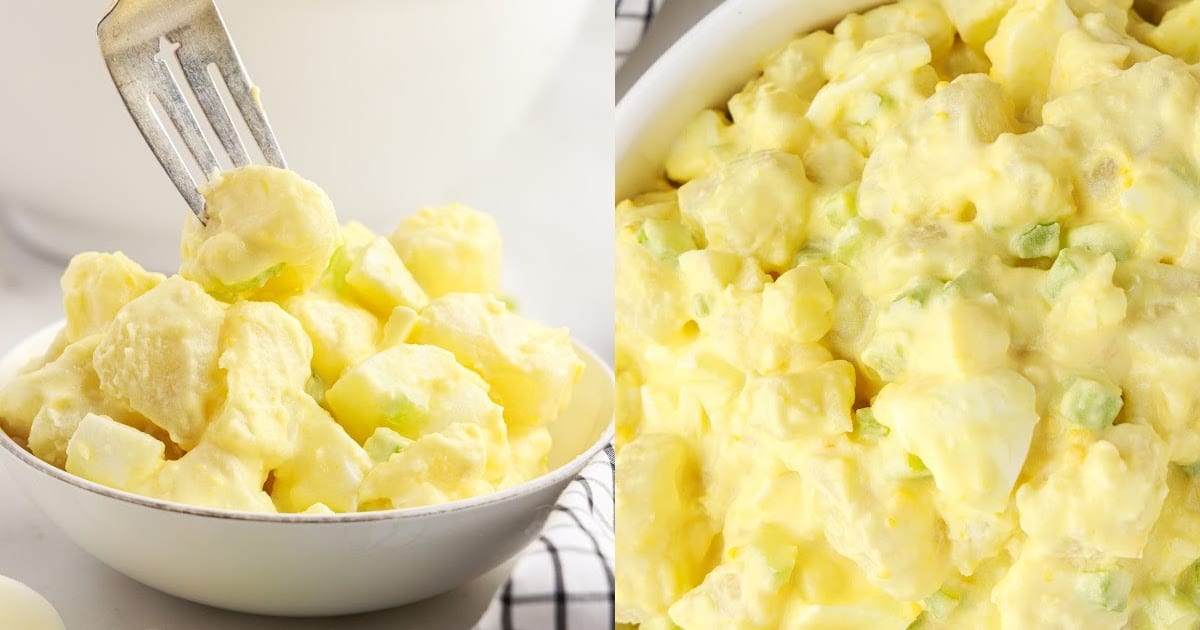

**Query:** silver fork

left=98, top=0, right=287, bottom=223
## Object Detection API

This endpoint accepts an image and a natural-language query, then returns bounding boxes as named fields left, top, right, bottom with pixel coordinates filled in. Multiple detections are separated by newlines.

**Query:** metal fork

left=98, top=0, right=287, bottom=223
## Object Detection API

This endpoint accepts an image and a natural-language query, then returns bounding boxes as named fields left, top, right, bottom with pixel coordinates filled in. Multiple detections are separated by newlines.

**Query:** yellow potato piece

left=283, top=291, right=380, bottom=384
left=344, top=237, right=429, bottom=315
left=389, top=204, right=503, bottom=297
left=61, top=252, right=165, bottom=344
left=92, top=276, right=225, bottom=450
left=410, top=293, right=583, bottom=431
left=358, top=422, right=496, bottom=510
left=181, top=165, right=338, bottom=300
left=65, top=413, right=165, bottom=492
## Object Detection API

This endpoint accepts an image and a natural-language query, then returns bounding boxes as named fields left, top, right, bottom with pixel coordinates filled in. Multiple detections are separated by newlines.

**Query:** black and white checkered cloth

left=616, top=0, right=667, bottom=70
left=475, top=445, right=615, bottom=630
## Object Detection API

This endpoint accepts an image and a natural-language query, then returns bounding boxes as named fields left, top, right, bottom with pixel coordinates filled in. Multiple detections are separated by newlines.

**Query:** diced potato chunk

left=616, top=434, right=714, bottom=626
left=735, top=360, right=855, bottom=441
left=1016, top=423, right=1168, bottom=558
left=270, top=402, right=371, bottom=513
left=65, top=413, right=165, bottom=492
left=411, top=293, right=583, bottom=430
left=181, top=165, right=339, bottom=300
left=283, top=292, right=380, bottom=384
left=92, top=277, right=225, bottom=450
left=389, top=204, right=503, bottom=297
left=678, top=151, right=814, bottom=273
left=203, top=301, right=311, bottom=468
left=324, top=343, right=504, bottom=452
left=344, top=237, right=429, bottom=315
left=142, top=442, right=276, bottom=513
left=381, top=306, right=419, bottom=347
left=760, top=266, right=835, bottom=342
left=873, top=370, right=1039, bottom=513
left=358, top=422, right=496, bottom=510
left=61, top=252, right=164, bottom=343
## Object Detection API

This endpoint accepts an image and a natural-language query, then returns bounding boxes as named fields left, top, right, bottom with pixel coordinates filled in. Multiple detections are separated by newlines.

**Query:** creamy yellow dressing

left=0, top=165, right=583, bottom=514
left=616, top=1, right=1200, bottom=628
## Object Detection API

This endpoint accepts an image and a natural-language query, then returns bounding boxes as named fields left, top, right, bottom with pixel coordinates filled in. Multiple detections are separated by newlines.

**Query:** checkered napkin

left=474, top=445, right=615, bottom=630
left=616, top=0, right=667, bottom=70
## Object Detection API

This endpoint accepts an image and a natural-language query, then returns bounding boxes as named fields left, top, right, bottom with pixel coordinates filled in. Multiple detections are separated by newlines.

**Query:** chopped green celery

left=892, top=451, right=932, bottom=480
left=326, top=245, right=354, bottom=294
left=500, top=295, right=520, bottom=312
left=853, top=407, right=890, bottom=439
left=211, top=262, right=286, bottom=301
left=1169, top=160, right=1200, bottom=194
left=1179, top=558, right=1200, bottom=607
left=1059, top=377, right=1123, bottom=430
left=305, top=373, right=328, bottom=407
left=383, top=396, right=426, bottom=438
left=832, top=218, right=882, bottom=264
left=1067, top=223, right=1130, bottom=261
left=944, top=270, right=984, bottom=298
left=363, top=427, right=414, bottom=463
left=823, top=183, right=859, bottom=228
left=792, top=247, right=828, bottom=268
left=1042, top=248, right=1084, bottom=299
left=1010, top=222, right=1061, bottom=259
left=906, top=613, right=932, bottom=630
left=692, top=294, right=710, bottom=318
left=892, top=279, right=939, bottom=306
left=862, top=342, right=904, bottom=382
left=636, top=218, right=696, bottom=262
left=923, top=589, right=960, bottom=619
left=1077, top=570, right=1131, bottom=612
left=1143, top=584, right=1200, bottom=627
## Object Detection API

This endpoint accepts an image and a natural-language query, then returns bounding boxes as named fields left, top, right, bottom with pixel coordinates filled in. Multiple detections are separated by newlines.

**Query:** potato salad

left=0, top=165, right=583, bottom=514
left=616, top=0, right=1200, bottom=628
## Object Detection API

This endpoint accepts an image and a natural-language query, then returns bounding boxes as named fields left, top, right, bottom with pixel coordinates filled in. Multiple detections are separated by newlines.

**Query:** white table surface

left=0, top=3, right=609, bottom=626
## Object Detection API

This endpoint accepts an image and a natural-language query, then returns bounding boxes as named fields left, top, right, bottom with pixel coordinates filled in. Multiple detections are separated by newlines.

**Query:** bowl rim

left=0, top=321, right=614, bottom=524
left=615, top=0, right=891, bottom=201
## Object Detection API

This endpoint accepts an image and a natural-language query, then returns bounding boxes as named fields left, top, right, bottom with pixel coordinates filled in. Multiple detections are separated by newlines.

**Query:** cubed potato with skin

left=344, top=237, right=429, bottom=316
left=283, top=292, right=380, bottom=384
left=410, top=293, right=584, bottom=431
left=389, top=204, right=503, bottom=298
left=92, top=276, right=225, bottom=451
left=358, top=422, right=497, bottom=510
left=65, top=413, right=165, bottom=492
left=270, top=401, right=372, bottom=513
left=61, top=252, right=165, bottom=343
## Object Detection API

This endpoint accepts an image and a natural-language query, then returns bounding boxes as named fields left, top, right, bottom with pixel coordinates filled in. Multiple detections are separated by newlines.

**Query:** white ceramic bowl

left=0, top=322, right=614, bottom=617
left=616, top=0, right=889, bottom=201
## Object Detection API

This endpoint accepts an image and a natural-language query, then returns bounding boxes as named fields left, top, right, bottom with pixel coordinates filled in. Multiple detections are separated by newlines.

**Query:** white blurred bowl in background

left=0, top=0, right=589, bottom=267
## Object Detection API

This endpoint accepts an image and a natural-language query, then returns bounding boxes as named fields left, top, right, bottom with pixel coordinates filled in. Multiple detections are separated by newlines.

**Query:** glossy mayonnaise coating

left=0, top=166, right=583, bottom=513
left=616, top=1, right=1200, bottom=628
